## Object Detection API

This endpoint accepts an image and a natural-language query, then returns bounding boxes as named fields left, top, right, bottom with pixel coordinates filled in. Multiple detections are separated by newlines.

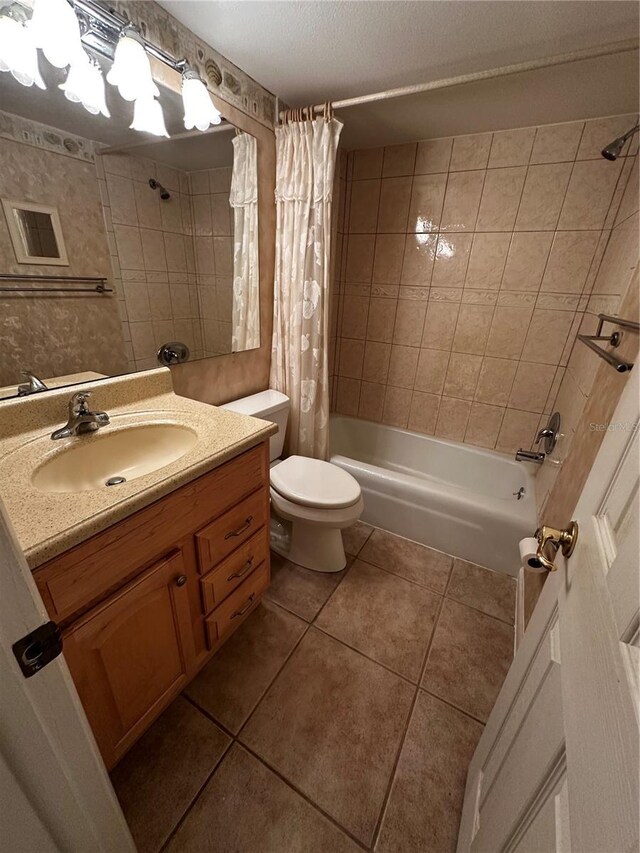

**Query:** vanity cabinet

left=33, top=441, right=271, bottom=769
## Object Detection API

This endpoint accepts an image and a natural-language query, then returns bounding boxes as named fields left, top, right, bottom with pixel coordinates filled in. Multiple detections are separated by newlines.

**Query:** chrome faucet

left=515, top=412, right=562, bottom=465
left=51, top=392, right=110, bottom=440
left=17, top=371, right=48, bottom=396
left=515, top=449, right=546, bottom=464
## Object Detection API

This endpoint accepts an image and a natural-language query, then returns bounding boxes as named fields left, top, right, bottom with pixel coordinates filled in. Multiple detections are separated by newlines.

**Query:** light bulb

left=130, top=95, right=169, bottom=137
left=107, top=28, right=159, bottom=102
left=182, top=70, right=222, bottom=131
left=60, top=52, right=110, bottom=117
left=0, top=14, right=45, bottom=89
left=30, top=0, right=84, bottom=69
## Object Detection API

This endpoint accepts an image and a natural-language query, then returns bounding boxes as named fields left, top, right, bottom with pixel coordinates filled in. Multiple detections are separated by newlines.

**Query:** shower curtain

left=230, top=132, right=260, bottom=352
left=270, top=113, right=343, bottom=459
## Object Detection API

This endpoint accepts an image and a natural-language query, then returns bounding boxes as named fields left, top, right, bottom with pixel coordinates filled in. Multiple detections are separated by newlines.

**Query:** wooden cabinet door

left=62, top=551, right=195, bottom=770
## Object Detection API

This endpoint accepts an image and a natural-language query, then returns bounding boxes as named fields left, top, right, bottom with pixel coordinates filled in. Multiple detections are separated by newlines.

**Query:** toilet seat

left=270, top=455, right=361, bottom=509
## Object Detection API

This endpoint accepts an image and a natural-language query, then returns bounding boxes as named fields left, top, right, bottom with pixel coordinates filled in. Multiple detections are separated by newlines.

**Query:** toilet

left=221, top=390, right=363, bottom=572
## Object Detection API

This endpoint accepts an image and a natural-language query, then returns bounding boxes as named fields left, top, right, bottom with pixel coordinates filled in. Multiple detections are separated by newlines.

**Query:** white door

left=0, top=502, right=135, bottom=852
left=457, top=368, right=639, bottom=853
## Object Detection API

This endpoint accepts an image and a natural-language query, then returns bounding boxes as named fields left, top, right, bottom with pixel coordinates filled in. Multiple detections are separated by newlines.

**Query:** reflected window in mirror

left=2, top=200, right=68, bottom=265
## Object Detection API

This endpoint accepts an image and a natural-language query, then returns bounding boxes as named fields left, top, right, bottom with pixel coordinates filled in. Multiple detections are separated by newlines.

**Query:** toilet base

left=270, top=516, right=348, bottom=573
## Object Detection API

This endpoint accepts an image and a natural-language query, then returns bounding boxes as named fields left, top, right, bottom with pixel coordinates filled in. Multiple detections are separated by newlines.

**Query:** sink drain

left=105, top=476, right=127, bottom=487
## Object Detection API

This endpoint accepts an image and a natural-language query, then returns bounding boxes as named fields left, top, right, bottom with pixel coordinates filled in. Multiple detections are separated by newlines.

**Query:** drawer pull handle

left=231, top=593, right=256, bottom=619
left=224, top=516, right=253, bottom=540
left=175, top=575, right=187, bottom=587
left=228, top=557, right=254, bottom=581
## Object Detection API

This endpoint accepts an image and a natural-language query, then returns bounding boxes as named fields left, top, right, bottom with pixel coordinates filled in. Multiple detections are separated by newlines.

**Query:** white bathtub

left=330, top=415, right=537, bottom=576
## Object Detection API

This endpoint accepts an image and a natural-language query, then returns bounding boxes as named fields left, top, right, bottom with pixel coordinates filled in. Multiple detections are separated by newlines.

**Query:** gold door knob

left=534, top=521, right=579, bottom=571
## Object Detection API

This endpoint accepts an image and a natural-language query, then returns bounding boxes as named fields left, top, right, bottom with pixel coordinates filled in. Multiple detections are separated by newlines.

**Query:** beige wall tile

left=134, top=181, right=162, bottom=230
left=382, top=386, right=412, bottom=427
left=558, top=159, right=623, bottom=230
left=388, top=345, right=419, bottom=388
left=591, top=211, right=639, bottom=296
left=440, top=171, right=485, bottom=231
left=475, top=356, right=518, bottom=407
left=192, top=194, right=212, bottom=236
left=435, top=397, right=471, bottom=440
left=339, top=338, right=365, bottom=378
left=431, top=233, right=473, bottom=288
left=476, top=167, right=526, bottom=231
left=400, top=233, right=437, bottom=286
left=377, top=177, right=412, bottom=232
left=443, top=352, right=482, bottom=400
left=353, top=148, right=384, bottom=180
left=108, top=175, right=137, bottom=226
left=488, top=127, right=535, bottom=168
left=415, top=138, right=452, bottom=175
left=336, top=377, right=361, bottom=416
left=464, top=233, right=510, bottom=289
left=383, top=143, right=417, bottom=177
left=515, top=163, right=572, bottom=230
left=211, top=195, right=232, bottom=236
left=363, top=341, right=391, bottom=383
left=520, top=308, right=575, bottom=364
left=140, top=228, right=167, bottom=271
left=373, top=234, right=405, bottom=284
left=496, top=408, right=540, bottom=454
left=485, top=306, right=533, bottom=359
left=577, top=114, right=638, bottom=160
left=450, top=133, right=492, bottom=171
left=452, top=304, right=494, bottom=354
left=615, top=156, right=638, bottom=226
left=508, top=362, right=556, bottom=412
left=408, top=391, right=440, bottom=434
left=166, top=233, right=188, bottom=273
left=421, top=301, right=460, bottom=350
left=541, top=231, right=600, bottom=293
left=114, top=224, right=144, bottom=270
left=529, top=121, right=584, bottom=164
left=408, top=174, right=447, bottom=233
left=366, top=298, right=397, bottom=342
left=349, top=180, right=381, bottom=233
left=346, top=235, right=375, bottom=282
left=358, top=381, right=386, bottom=421
left=464, top=402, right=505, bottom=448
left=414, top=349, right=450, bottom=394
left=393, top=300, right=427, bottom=346
left=501, top=232, right=553, bottom=292
left=341, top=296, right=370, bottom=339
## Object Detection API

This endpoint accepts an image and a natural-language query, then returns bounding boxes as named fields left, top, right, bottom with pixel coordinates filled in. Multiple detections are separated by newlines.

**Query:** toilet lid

left=271, top=456, right=361, bottom=509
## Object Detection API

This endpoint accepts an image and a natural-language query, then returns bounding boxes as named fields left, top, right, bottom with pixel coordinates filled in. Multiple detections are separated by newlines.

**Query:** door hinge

left=12, top=621, right=63, bottom=678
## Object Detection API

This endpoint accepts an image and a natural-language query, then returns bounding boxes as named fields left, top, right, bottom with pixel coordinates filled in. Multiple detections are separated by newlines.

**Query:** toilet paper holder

left=533, top=522, right=579, bottom=571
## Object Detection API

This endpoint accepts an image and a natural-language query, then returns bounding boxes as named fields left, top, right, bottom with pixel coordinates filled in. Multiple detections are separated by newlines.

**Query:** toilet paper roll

left=519, top=537, right=547, bottom=573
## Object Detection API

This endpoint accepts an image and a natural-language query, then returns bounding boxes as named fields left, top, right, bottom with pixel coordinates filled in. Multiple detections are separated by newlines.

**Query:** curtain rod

left=279, top=38, right=638, bottom=119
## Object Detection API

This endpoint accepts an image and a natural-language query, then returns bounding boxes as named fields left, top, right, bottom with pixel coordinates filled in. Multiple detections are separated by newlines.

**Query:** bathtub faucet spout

left=515, top=449, right=546, bottom=464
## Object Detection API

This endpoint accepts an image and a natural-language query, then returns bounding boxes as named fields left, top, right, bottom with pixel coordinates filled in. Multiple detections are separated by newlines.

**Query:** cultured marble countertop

left=0, top=368, right=276, bottom=569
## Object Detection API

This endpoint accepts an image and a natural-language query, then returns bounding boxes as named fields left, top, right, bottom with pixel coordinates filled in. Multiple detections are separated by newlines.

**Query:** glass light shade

left=182, top=75, right=222, bottom=131
left=60, top=53, right=110, bottom=117
left=107, top=32, right=159, bottom=102
left=30, top=0, right=84, bottom=69
left=130, top=95, right=169, bottom=137
left=0, top=15, right=45, bottom=89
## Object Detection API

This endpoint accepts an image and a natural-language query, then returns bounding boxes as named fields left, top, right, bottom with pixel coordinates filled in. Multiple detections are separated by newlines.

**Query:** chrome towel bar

left=0, top=274, right=112, bottom=294
left=577, top=313, right=638, bottom=373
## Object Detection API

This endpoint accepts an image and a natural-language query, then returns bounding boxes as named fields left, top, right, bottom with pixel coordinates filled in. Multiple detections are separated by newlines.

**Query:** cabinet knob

left=175, top=574, right=187, bottom=587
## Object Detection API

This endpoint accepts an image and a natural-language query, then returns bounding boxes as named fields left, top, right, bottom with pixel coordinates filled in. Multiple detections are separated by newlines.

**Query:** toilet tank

left=221, top=390, right=290, bottom=462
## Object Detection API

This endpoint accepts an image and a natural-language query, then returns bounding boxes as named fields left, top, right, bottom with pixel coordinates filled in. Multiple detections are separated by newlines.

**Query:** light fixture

left=30, top=0, right=85, bottom=69
left=0, top=8, right=45, bottom=89
left=130, top=94, right=169, bottom=138
left=107, top=26, right=159, bottom=102
left=182, top=65, right=222, bottom=131
left=59, top=51, right=110, bottom=117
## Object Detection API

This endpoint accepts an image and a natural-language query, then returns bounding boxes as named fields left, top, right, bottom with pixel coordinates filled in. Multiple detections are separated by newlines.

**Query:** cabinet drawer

left=196, top=489, right=267, bottom=574
left=200, top=526, right=269, bottom=613
left=205, top=560, right=270, bottom=649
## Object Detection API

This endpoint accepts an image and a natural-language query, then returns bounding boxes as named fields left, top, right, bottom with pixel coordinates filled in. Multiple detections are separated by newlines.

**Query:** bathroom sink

left=31, top=423, right=198, bottom=493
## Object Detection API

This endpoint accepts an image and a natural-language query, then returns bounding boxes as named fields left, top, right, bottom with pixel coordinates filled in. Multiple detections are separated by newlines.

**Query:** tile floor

left=111, top=523, right=516, bottom=853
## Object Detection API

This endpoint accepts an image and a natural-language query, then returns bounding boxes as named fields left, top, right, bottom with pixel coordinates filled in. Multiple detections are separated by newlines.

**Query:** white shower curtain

left=230, top=132, right=260, bottom=352
left=270, top=115, right=343, bottom=459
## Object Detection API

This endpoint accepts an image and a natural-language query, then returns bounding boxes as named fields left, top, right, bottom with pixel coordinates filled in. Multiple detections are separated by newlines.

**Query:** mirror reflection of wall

left=0, top=71, right=261, bottom=400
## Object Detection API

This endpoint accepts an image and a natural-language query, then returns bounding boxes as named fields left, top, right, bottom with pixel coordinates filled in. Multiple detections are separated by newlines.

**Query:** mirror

left=0, top=64, right=261, bottom=400
left=2, top=200, right=68, bottom=264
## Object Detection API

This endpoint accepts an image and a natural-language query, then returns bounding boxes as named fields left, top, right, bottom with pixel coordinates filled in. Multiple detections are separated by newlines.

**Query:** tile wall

left=98, top=152, right=234, bottom=373
left=330, top=113, right=638, bottom=457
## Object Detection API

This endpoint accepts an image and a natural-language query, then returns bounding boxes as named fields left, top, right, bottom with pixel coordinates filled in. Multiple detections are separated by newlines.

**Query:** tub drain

left=105, top=476, right=127, bottom=487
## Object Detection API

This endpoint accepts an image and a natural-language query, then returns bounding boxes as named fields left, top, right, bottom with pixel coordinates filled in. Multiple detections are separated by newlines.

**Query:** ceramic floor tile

left=422, top=599, right=513, bottom=722
left=185, top=600, right=307, bottom=733
left=359, top=529, right=452, bottom=593
left=240, top=628, right=415, bottom=846
left=446, top=558, right=517, bottom=624
left=165, top=744, right=362, bottom=853
left=316, top=559, right=441, bottom=681
left=111, top=697, right=230, bottom=853
left=342, top=520, right=375, bottom=556
left=265, top=552, right=349, bottom=622
left=375, top=691, right=483, bottom=853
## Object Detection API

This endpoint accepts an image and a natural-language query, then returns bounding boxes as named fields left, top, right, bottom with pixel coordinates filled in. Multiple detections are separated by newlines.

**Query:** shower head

left=149, top=178, right=171, bottom=200
left=601, top=123, right=639, bottom=161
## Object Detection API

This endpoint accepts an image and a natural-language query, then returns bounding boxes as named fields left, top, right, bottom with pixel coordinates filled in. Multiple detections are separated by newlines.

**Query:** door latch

left=12, top=621, right=63, bottom=678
